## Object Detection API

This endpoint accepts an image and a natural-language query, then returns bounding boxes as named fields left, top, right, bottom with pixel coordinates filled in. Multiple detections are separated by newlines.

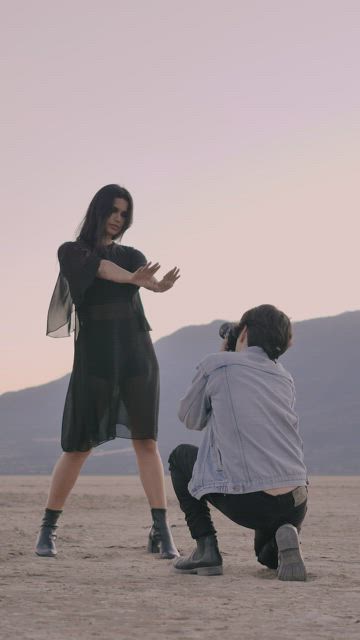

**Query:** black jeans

left=168, top=444, right=307, bottom=569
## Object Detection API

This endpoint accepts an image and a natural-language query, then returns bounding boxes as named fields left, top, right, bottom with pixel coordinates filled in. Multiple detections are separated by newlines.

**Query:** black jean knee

left=168, top=444, right=217, bottom=540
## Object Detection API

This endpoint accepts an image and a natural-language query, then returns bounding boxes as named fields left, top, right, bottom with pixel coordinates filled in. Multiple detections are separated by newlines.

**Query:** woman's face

left=104, top=197, right=129, bottom=238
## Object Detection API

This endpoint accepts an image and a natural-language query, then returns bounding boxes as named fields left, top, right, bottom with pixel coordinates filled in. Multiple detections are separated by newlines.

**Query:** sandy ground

left=0, top=475, right=359, bottom=640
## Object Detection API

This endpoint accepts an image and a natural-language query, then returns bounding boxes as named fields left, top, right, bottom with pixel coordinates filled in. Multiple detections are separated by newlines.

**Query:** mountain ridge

left=1, top=311, right=359, bottom=474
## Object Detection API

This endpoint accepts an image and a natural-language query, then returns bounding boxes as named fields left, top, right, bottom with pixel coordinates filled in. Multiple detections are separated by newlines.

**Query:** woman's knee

left=132, top=438, right=158, bottom=454
left=62, top=450, right=92, bottom=461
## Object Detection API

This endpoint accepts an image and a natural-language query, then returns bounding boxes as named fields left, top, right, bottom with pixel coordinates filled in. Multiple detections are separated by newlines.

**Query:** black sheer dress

left=47, top=240, right=159, bottom=452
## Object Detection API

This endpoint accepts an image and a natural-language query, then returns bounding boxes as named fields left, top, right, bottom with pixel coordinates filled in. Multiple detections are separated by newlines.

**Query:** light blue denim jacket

left=178, top=347, right=308, bottom=499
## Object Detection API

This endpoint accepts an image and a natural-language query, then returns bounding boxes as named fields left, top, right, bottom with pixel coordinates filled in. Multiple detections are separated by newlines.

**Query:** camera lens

left=219, top=322, right=233, bottom=339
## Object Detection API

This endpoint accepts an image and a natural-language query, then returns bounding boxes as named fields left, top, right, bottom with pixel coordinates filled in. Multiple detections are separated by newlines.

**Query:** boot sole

left=173, top=565, right=223, bottom=576
left=35, top=550, right=57, bottom=557
left=275, top=524, right=307, bottom=581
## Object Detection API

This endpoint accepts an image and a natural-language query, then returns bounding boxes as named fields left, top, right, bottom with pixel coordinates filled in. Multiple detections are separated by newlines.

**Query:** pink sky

left=1, top=0, right=359, bottom=393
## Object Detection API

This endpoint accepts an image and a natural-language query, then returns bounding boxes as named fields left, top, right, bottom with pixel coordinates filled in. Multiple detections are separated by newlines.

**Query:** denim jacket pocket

left=210, top=430, right=223, bottom=472
left=215, top=446, right=223, bottom=472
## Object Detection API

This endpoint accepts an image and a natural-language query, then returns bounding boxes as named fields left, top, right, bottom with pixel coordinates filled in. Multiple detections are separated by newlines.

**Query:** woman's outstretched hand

left=155, top=267, right=181, bottom=292
left=131, top=263, right=180, bottom=292
left=130, top=262, right=161, bottom=287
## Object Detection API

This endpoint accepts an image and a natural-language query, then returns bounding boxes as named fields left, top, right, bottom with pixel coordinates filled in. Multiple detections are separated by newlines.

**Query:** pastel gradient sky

left=1, top=0, right=359, bottom=393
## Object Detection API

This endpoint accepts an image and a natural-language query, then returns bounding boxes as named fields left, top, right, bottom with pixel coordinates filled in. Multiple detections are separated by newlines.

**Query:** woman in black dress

left=35, top=184, right=180, bottom=559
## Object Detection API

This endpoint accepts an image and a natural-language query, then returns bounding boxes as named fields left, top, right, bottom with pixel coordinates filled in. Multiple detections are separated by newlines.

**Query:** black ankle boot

left=257, top=537, right=278, bottom=570
left=35, top=509, right=62, bottom=557
left=148, top=508, right=180, bottom=559
left=173, top=534, right=223, bottom=575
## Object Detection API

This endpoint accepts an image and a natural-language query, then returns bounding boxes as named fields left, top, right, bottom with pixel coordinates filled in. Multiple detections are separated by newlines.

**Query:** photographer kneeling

left=169, top=304, right=308, bottom=580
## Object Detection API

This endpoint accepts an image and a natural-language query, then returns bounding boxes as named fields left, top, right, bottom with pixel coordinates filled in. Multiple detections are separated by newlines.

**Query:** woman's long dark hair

left=77, top=184, right=133, bottom=249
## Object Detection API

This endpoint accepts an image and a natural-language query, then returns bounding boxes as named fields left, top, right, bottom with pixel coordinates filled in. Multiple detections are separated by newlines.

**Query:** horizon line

left=1, top=307, right=359, bottom=396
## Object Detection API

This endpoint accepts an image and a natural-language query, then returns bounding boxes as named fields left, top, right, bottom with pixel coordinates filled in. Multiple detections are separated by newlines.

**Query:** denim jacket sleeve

left=178, top=365, right=211, bottom=430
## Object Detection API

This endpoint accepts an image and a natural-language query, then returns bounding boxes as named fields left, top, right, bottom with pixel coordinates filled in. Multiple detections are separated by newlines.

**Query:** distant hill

left=1, top=311, right=359, bottom=474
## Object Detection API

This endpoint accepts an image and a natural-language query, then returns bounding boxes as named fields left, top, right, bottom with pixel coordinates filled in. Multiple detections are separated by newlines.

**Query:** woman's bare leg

left=35, top=451, right=91, bottom=557
left=132, top=439, right=166, bottom=508
left=132, top=438, right=179, bottom=558
left=46, top=450, right=92, bottom=510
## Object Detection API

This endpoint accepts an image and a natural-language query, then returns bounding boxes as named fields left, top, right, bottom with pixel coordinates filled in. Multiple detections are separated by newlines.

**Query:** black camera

left=219, top=322, right=240, bottom=352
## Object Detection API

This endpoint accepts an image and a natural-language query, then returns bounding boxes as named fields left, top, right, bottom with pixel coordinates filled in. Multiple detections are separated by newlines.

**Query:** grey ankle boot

left=275, top=524, right=307, bottom=581
left=173, top=534, right=223, bottom=576
left=148, top=508, right=180, bottom=559
left=35, top=509, right=62, bottom=557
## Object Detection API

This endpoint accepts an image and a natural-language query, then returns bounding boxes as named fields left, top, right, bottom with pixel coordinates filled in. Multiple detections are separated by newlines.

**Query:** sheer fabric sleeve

left=46, top=241, right=101, bottom=338
left=58, top=242, right=101, bottom=305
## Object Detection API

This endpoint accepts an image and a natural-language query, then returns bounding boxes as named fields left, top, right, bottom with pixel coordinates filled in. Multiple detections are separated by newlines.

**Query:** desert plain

left=0, top=475, right=359, bottom=640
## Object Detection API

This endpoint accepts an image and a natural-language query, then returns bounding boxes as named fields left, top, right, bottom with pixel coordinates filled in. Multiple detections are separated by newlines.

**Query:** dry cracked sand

left=0, top=475, right=359, bottom=640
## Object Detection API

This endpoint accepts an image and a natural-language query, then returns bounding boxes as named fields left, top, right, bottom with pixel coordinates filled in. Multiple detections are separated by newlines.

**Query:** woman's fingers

left=138, top=262, right=161, bottom=275
left=134, top=263, right=180, bottom=290
left=165, top=267, right=181, bottom=279
left=158, top=268, right=181, bottom=290
left=145, top=261, right=161, bottom=271
left=132, top=263, right=161, bottom=287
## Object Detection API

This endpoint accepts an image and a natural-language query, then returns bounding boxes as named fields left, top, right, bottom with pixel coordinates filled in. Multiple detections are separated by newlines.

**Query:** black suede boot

left=257, top=537, right=278, bottom=570
left=35, top=509, right=62, bottom=557
left=148, top=508, right=180, bottom=559
left=173, top=534, right=223, bottom=575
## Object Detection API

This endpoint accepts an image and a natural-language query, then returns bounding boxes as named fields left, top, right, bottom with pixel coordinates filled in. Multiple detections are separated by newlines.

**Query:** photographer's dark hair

left=77, top=184, right=133, bottom=249
left=238, top=304, right=292, bottom=361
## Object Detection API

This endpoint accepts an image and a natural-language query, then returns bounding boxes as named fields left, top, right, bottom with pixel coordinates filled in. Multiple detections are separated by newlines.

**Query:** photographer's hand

left=220, top=338, right=229, bottom=352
